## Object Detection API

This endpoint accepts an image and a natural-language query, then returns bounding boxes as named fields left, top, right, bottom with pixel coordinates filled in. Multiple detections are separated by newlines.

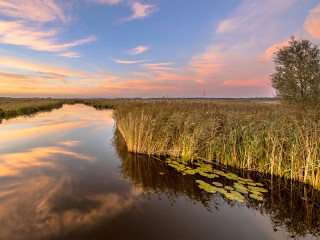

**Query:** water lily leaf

left=196, top=180, right=206, bottom=184
left=246, top=182, right=257, bottom=186
left=248, top=186, right=268, bottom=193
left=235, top=188, right=248, bottom=194
left=199, top=171, right=209, bottom=177
left=225, top=173, right=239, bottom=180
left=224, top=192, right=245, bottom=202
left=185, top=170, right=196, bottom=175
left=216, top=188, right=228, bottom=195
left=241, top=178, right=253, bottom=182
left=237, top=180, right=247, bottom=185
left=212, top=182, right=223, bottom=187
left=249, top=190, right=263, bottom=196
left=249, top=194, right=264, bottom=201
left=225, top=186, right=234, bottom=191
left=207, top=174, right=219, bottom=178
left=203, top=186, right=217, bottom=193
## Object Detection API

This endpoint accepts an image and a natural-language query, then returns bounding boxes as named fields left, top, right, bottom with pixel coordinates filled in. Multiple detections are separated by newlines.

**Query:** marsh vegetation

left=113, top=100, right=320, bottom=189
left=2, top=99, right=320, bottom=190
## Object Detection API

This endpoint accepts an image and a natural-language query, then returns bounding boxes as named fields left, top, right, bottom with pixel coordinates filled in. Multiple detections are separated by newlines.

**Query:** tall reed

left=113, top=100, right=320, bottom=189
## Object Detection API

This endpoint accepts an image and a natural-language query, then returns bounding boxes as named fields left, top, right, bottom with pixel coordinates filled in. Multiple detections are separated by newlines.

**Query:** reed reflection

left=114, top=129, right=320, bottom=240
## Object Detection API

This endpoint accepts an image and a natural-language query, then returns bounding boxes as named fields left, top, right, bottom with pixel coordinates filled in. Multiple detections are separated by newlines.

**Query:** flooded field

left=0, top=104, right=319, bottom=240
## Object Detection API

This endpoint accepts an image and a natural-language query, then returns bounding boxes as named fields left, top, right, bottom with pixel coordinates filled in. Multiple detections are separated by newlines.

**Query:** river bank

left=2, top=99, right=319, bottom=190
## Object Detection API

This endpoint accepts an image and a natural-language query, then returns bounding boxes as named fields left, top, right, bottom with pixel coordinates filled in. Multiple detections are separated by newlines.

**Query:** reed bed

left=0, top=99, right=74, bottom=119
left=113, top=100, right=320, bottom=189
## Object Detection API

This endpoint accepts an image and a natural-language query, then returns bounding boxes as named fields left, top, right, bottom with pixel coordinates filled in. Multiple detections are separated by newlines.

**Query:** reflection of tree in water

left=114, top=129, right=320, bottom=239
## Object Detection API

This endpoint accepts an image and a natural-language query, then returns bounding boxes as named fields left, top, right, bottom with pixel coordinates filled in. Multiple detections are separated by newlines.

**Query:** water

left=0, top=104, right=319, bottom=240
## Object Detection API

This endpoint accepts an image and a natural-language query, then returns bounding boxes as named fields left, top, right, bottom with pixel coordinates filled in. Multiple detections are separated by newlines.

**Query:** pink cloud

left=255, top=40, right=290, bottom=62
left=304, top=4, right=320, bottom=38
left=188, top=46, right=227, bottom=83
left=126, top=45, right=150, bottom=55
left=141, top=62, right=179, bottom=71
left=111, top=58, right=151, bottom=64
left=123, top=2, right=157, bottom=21
left=0, top=55, right=87, bottom=77
left=0, top=0, right=69, bottom=23
left=221, top=77, right=269, bottom=87
left=0, top=21, right=97, bottom=52
left=57, top=52, right=81, bottom=58
left=216, top=0, right=298, bottom=34
left=130, top=72, right=152, bottom=78
left=88, top=0, right=122, bottom=5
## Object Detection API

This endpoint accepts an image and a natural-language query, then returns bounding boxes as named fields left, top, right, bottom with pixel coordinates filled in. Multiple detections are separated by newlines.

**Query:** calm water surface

left=0, top=104, right=319, bottom=240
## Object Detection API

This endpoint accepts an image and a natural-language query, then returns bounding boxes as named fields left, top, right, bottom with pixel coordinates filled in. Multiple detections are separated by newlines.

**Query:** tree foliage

left=270, top=36, right=320, bottom=107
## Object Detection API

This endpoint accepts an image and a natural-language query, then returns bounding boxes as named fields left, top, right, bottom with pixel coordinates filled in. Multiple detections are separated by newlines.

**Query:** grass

left=0, top=99, right=81, bottom=119
left=113, top=99, right=320, bottom=190
left=2, top=98, right=320, bottom=190
left=115, top=129, right=320, bottom=239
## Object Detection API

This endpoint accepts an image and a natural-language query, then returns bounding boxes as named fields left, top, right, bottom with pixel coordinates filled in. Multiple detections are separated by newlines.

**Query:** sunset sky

left=0, top=0, right=319, bottom=98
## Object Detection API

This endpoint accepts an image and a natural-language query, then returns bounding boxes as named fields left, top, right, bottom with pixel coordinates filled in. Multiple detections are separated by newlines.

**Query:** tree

left=270, top=36, right=320, bottom=107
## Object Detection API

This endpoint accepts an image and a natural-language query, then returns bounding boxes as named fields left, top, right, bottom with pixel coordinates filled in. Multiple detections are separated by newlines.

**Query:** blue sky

left=0, top=0, right=319, bottom=98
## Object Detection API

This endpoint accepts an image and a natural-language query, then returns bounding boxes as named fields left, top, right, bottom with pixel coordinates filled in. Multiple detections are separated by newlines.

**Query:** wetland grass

left=0, top=99, right=79, bottom=120
left=3, top=98, right=320, bottom=190
left=113, top=100, right=320, bottom=189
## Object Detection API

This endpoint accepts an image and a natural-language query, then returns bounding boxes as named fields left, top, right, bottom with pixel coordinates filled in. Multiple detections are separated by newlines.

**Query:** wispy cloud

left=88, top=0, right=122, bottom=5
left=0, top=0, right=70, bottom=23
left=126, top=45, right=150, bottom=55
left=0, top=1, right=96, bottom=54
left=304, top=4, right=320, bottom=38
left=57, top=52, right=82, bottom=58
left=111, top=58, right=151, bottom=64
left=216, top=0, right=298, bottom=34
left=0, top=21, right=97, bottom=52
left=0, top=56, right=86, bottom=77
left=130, top=72, right=152, bottom=78
left=141, top=62, right=178, bottom=70
left=123, top=2, right=157, bottom=21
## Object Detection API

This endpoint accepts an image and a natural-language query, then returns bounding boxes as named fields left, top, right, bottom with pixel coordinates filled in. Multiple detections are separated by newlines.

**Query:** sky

left=0, top=0, right=319, bottom=98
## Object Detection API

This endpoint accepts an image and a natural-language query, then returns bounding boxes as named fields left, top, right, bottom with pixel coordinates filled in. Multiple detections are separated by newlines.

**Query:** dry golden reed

left=113, top=100, right=320, bottom=189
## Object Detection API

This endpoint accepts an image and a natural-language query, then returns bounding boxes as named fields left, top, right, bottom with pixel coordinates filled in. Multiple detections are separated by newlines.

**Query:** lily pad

left=249, top=194, right=264, bottom=201
left=198, top=171, right=209, bottom=177
left=196, top=179, right=206, bottom=184
left=224, top=192, right=245, bottom=202
left=225, top=173, right=239, bottom=180
left=237, top=180, right=247, bottom=185
left=212, top=182, right=223, bottom=187
left=203, top=186, right=217, bottom=193
left=247, top=186, right=268, bottom=193
left=249, top=190, right=263, bottom=196
left=246, top=182, right=257, bottom=186
left=185, top=169, right=196, bottom=175
left=207, top=173, right=219, bottom=178
left=225, top=186, right=234, bottom=191
left=241, top=178, right=253, bottom=182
